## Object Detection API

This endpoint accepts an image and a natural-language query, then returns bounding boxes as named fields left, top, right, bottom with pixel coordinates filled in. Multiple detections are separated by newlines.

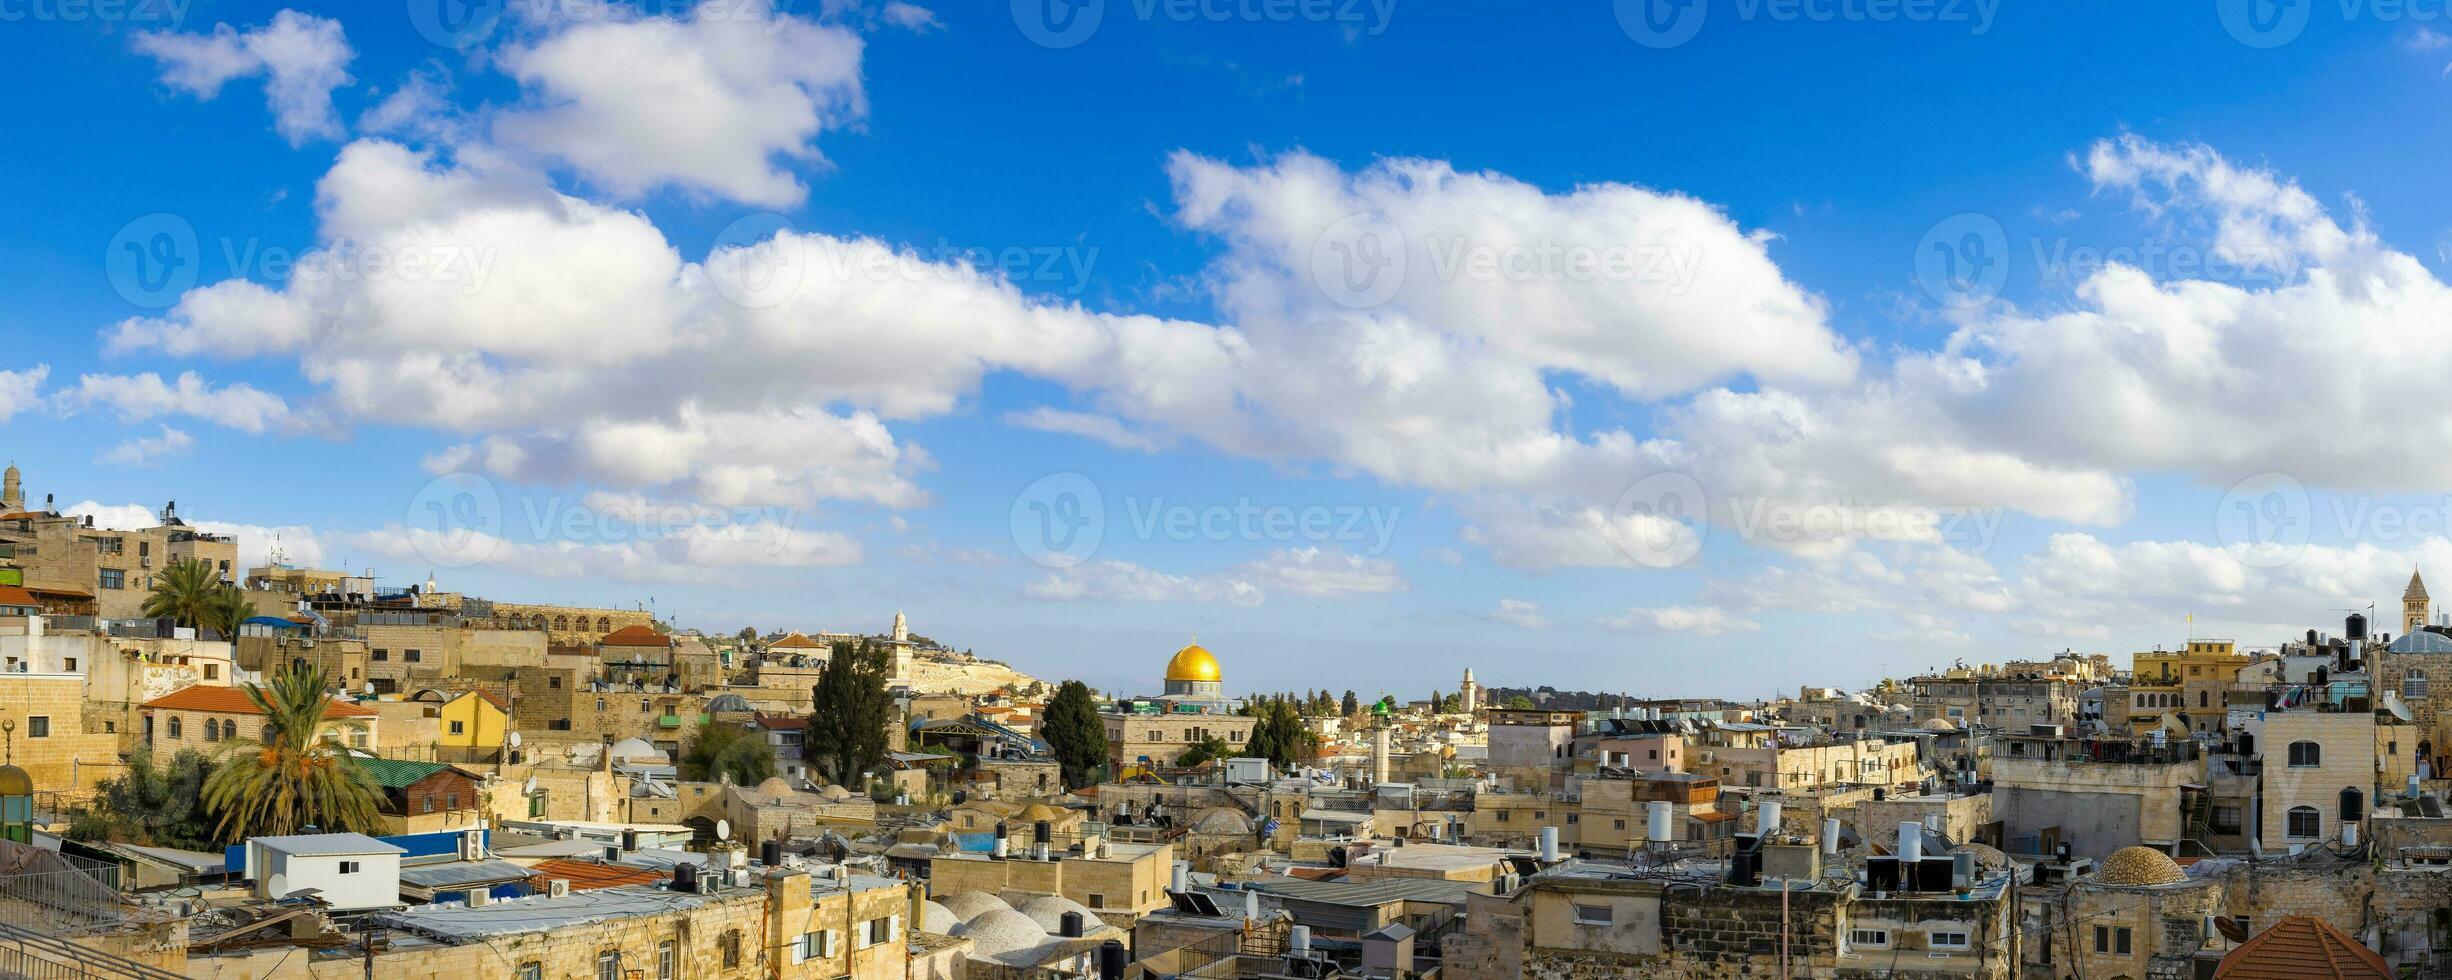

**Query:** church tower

left=2407, top=568, right=2431, bottom=634
left=1, top=463, right=19, bottom=511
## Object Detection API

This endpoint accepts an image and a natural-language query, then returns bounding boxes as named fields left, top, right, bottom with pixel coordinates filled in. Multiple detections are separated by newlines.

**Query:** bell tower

left=2406, top=568, right=2431, bottom=634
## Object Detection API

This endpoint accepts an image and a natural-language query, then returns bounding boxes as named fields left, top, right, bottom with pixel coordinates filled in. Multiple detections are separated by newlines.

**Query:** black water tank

left=2238, top=732, right=2256, bottom=756
left=1097, top=940, right=1128, bottom=980
left=761, top=840, right=783, bottom=867
left=1034, top=820, right=1052, bottom=844
left=1866, top=856, right=1901, bottom=892
left=2340, top=786, right=2365, bottom=822
left=621, top=828, right=639, bottom=853
left=994, top=821, right=1009, bottom=840
left=951, top=790, right=967, bottom=805
left=2347, top=612, right=2369, bottom=640
left=1727, top=849, right=1759, bottom=887
left=673, top=862, right=699, bottom=892
left=1060, top=911, right=1084, bottom=938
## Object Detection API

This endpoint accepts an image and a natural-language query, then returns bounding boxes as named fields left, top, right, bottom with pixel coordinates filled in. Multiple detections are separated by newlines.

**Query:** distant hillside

left=908, top=650, right=1048, bottom=698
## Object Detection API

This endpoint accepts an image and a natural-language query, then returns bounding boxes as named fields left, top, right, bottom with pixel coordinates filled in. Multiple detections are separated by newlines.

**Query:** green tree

left=1242, top=699, right=1313, bottom=770
left=680, top=721, right=776, bottom=785
left=1504, top=694, right=1536, bottom=710
left=1174, top=736, right=1232, bottom=769
left=805, top=640, right=894, bottom=787
left=70, top=747, right=219, bottom=849
left=140, top=557, right=225, bottom=630
left=1341, top=690, right=1359, bottom=716
left=1041, top=680, right=1109, bottom=789
left=200, top=665, right=385, bottom=842
left=200, top=587, right=254, bottom=639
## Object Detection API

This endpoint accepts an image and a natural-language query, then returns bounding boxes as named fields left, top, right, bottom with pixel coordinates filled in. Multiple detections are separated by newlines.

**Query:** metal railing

left=0, top=923, right=186, bottom=980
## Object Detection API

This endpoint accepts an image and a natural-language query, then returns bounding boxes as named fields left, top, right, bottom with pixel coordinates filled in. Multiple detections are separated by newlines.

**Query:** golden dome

left=2093, top=846, right=2186, bottom=886
left=1164, top=643, right=1221, bottom=683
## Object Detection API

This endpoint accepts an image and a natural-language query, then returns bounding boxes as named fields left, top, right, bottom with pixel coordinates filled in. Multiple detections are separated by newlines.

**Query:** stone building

left=1990, top=734, right=2201, bottom=859
left=0, top=493, right=238, bottom=620
left=924, top=837, right=1176, bottom=921
left=139, top=683, right=380, bottom=753
left=1103, top=642, right=1251, bottom=772
left=2017, top=846, right=2226, bottom=978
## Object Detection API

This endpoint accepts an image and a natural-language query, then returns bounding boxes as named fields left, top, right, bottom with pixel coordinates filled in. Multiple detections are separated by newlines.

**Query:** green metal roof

left=351, top=757, right=455, bottom=789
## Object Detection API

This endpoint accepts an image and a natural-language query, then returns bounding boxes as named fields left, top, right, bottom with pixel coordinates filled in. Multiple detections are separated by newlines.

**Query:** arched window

left=595, top=950, right=621, bottom=980
left=598, top=616, right=612, bottom=632
left=721, top=930, right=742, bottom=969
left=554, top=616, right=569, bottom=631
left=168, top=716, right=182, bottom=739
left=2286, top=806, right=2321, bottom=838
left=2408, top=669, right=2430, bottom=699
left=2288, top=741, right=2321, bottom=768
left=203, top=719, right=220, bottom=742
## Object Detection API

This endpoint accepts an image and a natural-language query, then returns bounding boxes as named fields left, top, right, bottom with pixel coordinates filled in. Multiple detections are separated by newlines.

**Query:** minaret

left=2408, top=569, right=2431, bottom=634
left=1460, top=667, right=1480, bottom=715
left=892, top=611, right=908, bottom=644
left=1, top=463, right=19, bottom=511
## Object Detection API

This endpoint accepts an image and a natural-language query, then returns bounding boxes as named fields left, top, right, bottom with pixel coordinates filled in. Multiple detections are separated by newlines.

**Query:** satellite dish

left=265, top=873, right=288, bottom=897
left=508, top=731, right=523, bottom=748
left=524, top=776, right=539, bottom=795
left=362, top=682, right=374, bottom=695
left=715, top=819, right=732, bottom=841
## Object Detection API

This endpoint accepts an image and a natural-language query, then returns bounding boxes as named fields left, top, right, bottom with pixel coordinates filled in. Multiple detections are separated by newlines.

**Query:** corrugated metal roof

left=252, top=833, right=405, bottom=856
left=378, top=885, right=712, bottom=941
left=399, top=860, right=536, bottom=889
left=1236, top=876, right=1479, bottom=908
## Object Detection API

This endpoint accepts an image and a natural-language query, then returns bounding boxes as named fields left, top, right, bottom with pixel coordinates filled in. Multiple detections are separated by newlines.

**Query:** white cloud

left=1024, top=559, right=1264, bottom=606
left=0, top=366, right=47, bottom=421
left=1002, top=407, right=1168, bottom=452
left=61, top=500, right=326, bottom=573
left=1239, top=546, right=1405, bottom=598
left=97, top=425, right=195, bottom=467
left=1600, top=605, right=1759, bottom=636
left=134, top=10, right=353, bottom=145
left=341, top=518, right=860, bottom=584
left=1491, top=598, right=1547, bottom=630
left=882, top=2, right=941, bottom=31
left=492, top=0, right=864, bottom=206
left=62, top=372, right=290, bottom=434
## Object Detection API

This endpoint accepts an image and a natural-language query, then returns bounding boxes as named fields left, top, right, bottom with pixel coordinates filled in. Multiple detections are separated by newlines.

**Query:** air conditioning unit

left=459, top=829, right=485, bottom=860
left=467, top=890, right=492, bottom=908
left=547, top=879, right=571, bottom=898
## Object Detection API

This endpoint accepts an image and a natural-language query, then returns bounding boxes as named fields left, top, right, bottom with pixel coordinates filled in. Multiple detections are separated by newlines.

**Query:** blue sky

left=9, top=0, right=2452, bottom=699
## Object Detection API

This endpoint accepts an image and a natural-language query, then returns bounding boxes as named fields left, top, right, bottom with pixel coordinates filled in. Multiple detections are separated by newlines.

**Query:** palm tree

left=140, top=557, right=223, bottom=629
left=201, top=665, right=385, bottom=842
left=199, top=587, right=255, bottom=639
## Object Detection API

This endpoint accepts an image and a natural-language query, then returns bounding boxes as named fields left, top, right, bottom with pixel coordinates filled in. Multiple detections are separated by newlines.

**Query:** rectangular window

left=2115, top=927, right=2132, bottom=955
left=404, top=649, right=422, bottom=663
left=203, top=664, right=217, bottom=679
left=26, top=717, right=46, bottom=739
left=656, top=940, right=674, bottom=980
left=450, top=720, right=466, bottom=735
left=98, top=569, right=123, bottom=590
left=2094, top=926, right=2108, bottom=953
left=1572, top=903, right=1614, bottom=926
left=1850, top=929, right=1889, bottom=947
left=1088, top=893, right=1104, bottom=908
left=1928, top=931, right=1969, bottom=950
left=2212, top=806, right=2242, bottom=834
left=62, top=658, right=75, bottom=672
left=596, top=951, right=620, bottom=980
left=338, top=861, right=360, bottom=874
left=372, top=650, right=388, bottom=661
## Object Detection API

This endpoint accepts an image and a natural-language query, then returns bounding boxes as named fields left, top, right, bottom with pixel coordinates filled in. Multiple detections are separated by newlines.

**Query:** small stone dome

left=818, top=784, right=854, bottom=802
left=1950, top=843, right=2010, bottom=875
left=2093, top=846, right=2186, bottom=886
left=705, top=694, right=753, bottom=713
left=753, top=776, right=796, bottom=798
left=938, top=891, right=1012, bottom=923
left=1016, top=895, right=1100, bottom=934
left=1017, top=803, right=1066, bottom=823
left=1190, top=808, right=1253, bottom=836
left=957, top=908, right=1049, bottom=958
left=608, top=737, right=663, bottom=761
left=919, top=900, right=961, bottom=935
left=1922, top=717, right=1959, bottom=732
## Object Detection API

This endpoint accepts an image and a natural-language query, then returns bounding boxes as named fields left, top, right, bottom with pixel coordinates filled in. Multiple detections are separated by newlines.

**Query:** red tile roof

left=140, top=684, right=378, bottom=718
left=599, top=624, right=670, bottom=647
left=754, top=712, right=808, bottom=731
left=0, top=585, right=40, bottom=609
left=768, top=631, right=825, bottom=649
left=1285, top=867, right=1346, bottom=881
left=2215, top=915, right=2391, bottom=979
left=527, top=859, right=670, bottom=892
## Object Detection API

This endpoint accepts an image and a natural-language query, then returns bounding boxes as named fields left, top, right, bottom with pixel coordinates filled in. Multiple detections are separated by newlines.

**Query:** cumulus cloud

left=62, top=500, right=327, bottom=573
left=61, top=372, right=290, bottom=434
left=492, top=0, right=864, bottom=206
left=97, top=425, right=195, bottom=467
left=1024, top=547, right=1401, bottom=605
left=1491, top=598, right=1547, bottom=630
left=134, top=10, right=353, bottom=145
left=1600, top=605, right=1760, bottom=636
left=0, top=366, right=47, bottom=421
